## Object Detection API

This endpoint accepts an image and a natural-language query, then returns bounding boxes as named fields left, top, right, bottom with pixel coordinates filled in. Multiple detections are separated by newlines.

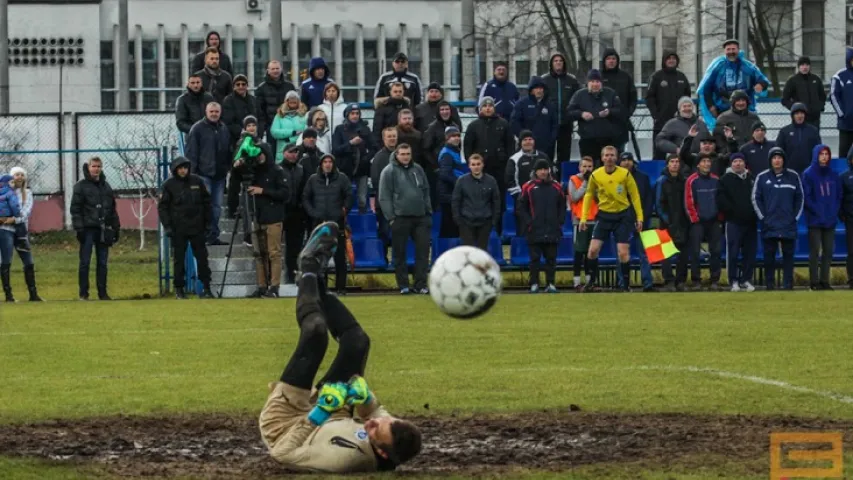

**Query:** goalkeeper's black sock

left=587, top=257, right=599, bottom=284
left=620, top=262, right=631, bottom=289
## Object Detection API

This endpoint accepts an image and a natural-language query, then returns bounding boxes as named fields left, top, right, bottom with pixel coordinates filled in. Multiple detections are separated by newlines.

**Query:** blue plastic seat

left=353, top=238, right=388, bottom=269
left=347, top=212, right=377, bottom=240
left=510, top=237, right=530, bottom=266
left=431, top=211, right=442, bottom=237
left=795, top=231, right=810, bottom=262
left=505, top=191, right=515, bottom=212
left=598, top=238, right=619, bottom=265
left=407, top=239, right=417, bottom=266
left=835, top=230, right=848, bottom=261
left=432, top=237, right=462, bottom=262
left=562, top=214, right=573, bottom=237
left=501, top=211, right=517, bottom=241
left=557, top=236, right=574, bottom=264
left=488, top=232, right=507, bottom=265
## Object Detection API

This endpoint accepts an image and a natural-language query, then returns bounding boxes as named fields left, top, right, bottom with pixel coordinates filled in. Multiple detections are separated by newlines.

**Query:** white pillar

left=334, top=24, right=343, bottom=83
left=290, top=24, right=299, bottom=84
left=655, top=24, right=664, bottom=76
left=825, top=0, right=845, bottom=80
left=442, top=25, right=452, bottom=90
left=590, top=23, right=600, bottom=72
left=180, top=24, right=189, bottom=81
left=378, top=24, right=387, bottom=75
left=225, top=24, right=233, bottom=57
left=792, top=0, right=803, bottom=61
left=135, top=24, right=143, bottom=111
left=62, top=112, right=76, bottom=228
left=485, top=38, right=493, bottom=82
left=157, top=24, right=166, bottom=110
left=247, top=24, right=256, bottom=86
left=508, top=37, right=517, bottom=84
left=312, top=24, right=320, bottom=58
left=421, top=25, right=430, bottom=83
left=399, top=23, right=408, bottom=54
left=633, top=26, right=642, bottom=85
left=356, top=24, right=365, bottom=102
left=612, top=24, right=621, bottom=73
left=112, top=24, right=120, bottom=108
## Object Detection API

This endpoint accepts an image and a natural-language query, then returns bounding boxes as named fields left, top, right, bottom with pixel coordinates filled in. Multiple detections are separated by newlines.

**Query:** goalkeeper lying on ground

left=259, top=221, right=423, bottom=473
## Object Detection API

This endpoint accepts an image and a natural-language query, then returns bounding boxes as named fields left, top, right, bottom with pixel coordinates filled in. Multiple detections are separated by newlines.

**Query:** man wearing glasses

left=374, top=52, right=423, bottom=108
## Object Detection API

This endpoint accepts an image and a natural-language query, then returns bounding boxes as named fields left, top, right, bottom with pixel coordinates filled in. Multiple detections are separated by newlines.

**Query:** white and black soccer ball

left=428, top=245, right=502, bottom=319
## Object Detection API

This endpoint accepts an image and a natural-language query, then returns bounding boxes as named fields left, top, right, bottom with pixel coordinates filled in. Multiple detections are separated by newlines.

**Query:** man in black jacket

left=506, top=130, right=551, bottom=201
left=518, top=159, right=565, bottom=293
left=186, top=102, right=232, bottom=246
left=371, top=127, right=398, bottom=254
left=738, top=121, right=776, bottom=174
left=279, top=143, right=308, bottom=284
left=190, top=31, right=233, bottom=75
left=70, top=157, right=121, bottom=301
left=296, top=128, right=324, bottom=174
left=194, top=47, right=232, bottom=103
left=679, top=123, right=738, bottom=176
left=717, top=153, right=757, bottom=292
left=463, top=96, right=516, bottom=231
left=372, top=82, right=410, bottom=145
left=781, top=56, right=826, bottom=128
left=332, top=104, right=376, bottom=213
left=645, top=51, right=691, bottom=160
left=158, top=156, right=213, bottom=299
left=255, top=60, right=297, bottom=156
left=601, top=48, right=638, bottom=153
left=221, top=74, right=261, bottom=146
left=302, top=154, right=352, bottom=294
left=541, top=53, right=580, bottom=165
left=655, top=154, right=689, bottom=291
left=568, top=69, right=623, bottom=164
left=234, top=142, right=288, bottom=298
left=415, top=83, right=461, bottom=133
left=451, top=154, right=500, bottom=250
left=423, top=100, right=462, bottom=168
left=175, top=74, right=214, bottom=135
left=374, top=52, right=423, bottom=107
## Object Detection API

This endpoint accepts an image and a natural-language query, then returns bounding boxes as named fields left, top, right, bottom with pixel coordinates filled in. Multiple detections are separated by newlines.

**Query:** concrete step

left=208, top=284, right=299, bottom=298
left=209, top=257, right=256, bottom=272
left=210, top=270, right=291, bottom=285
left=207, top=243, right=256, bottom=258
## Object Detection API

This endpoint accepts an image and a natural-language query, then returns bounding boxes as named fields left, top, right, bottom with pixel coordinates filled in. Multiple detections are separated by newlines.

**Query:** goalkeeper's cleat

left=298, top=221, right=339, bottom=276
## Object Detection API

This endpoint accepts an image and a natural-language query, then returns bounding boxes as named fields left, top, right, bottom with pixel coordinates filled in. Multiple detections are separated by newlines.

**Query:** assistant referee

left=580, top=145, right=644, bottom=292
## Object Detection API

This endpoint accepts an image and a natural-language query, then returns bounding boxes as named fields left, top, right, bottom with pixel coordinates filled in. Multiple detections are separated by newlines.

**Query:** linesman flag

left=640, top=229, right=679, bottom=264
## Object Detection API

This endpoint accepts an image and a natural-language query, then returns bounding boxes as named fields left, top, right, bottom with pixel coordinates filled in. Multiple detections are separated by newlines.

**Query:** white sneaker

left=740, top=281, right=755, bottom=292
left=730, top=283, right=741, bottom=292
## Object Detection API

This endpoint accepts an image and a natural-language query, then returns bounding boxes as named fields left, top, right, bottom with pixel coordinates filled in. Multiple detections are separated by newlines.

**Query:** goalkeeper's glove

left=346, top=376, right=373, bottom=406
left=307, top=382, right=349, bottom=426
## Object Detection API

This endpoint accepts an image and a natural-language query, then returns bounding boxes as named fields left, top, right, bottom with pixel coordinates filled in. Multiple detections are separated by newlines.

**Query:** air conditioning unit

left=246, top=0, right=262, bottom=12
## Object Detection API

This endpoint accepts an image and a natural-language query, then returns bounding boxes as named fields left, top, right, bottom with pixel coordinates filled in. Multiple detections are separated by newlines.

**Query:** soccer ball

left=428, top=245, right=502, bottom=319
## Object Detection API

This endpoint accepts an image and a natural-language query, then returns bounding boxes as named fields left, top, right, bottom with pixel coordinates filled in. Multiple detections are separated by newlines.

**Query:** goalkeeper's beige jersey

left=259, top=382, right=392, bottom=473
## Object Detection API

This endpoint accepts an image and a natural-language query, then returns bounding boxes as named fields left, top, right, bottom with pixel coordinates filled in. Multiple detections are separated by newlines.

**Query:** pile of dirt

left=0, top=411, right=850, bottom=478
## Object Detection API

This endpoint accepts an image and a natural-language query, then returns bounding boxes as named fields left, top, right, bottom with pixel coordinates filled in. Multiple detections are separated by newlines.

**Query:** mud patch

left=0, top=412, right=851, bottom=478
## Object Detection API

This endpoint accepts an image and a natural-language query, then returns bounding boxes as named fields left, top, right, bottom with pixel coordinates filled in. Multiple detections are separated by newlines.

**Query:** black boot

left=175, top=287, right=188, bottom=299
left=1, top=265, right=14, bottom=302
left=23, top=265, right=42, bottom=302
left=200, top=285, right=215, bottom=299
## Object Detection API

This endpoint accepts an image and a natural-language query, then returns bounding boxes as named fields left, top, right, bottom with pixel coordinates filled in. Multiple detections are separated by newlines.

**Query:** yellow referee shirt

left=581, top=165, right=643, bottom=223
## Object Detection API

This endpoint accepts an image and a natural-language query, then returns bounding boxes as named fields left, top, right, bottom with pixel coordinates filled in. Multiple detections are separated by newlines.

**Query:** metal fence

left=0, top=114, right=62, bottom=195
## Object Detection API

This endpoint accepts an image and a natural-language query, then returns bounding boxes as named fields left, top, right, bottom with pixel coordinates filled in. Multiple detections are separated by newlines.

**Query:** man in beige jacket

left=259, top=221, right=422, bottom=473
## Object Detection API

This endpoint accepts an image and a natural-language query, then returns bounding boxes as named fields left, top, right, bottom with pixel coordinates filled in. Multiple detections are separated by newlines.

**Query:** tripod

left=218, top=180, right=261, bottom=298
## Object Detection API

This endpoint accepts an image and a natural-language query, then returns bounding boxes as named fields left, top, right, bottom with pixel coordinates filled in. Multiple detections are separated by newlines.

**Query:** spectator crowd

left=10, top=34, right=853, bottom=302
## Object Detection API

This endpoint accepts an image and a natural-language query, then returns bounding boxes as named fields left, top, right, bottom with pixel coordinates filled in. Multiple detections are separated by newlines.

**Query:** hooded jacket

left=70, top=163, right=120, bottom=232
left=802, top=144, right=842, bottom=228
left=331, top=105, right=376, bottom=178
left=296, top=144, right=323, bottom=177
left=241, top=156, right=289, bottom=225
left=841, top=150, right=853, bottom=221
left=679, top=132, right=737, bottom=178
left=600, top=48, right=638, bottom=128
left=478, top=73, right=520, bottom=120
left=751, top=147, right=804, bottom=239
left=645, top=51, right=692, bottom=130
left=517, top=174, right=566, bottom=243
left=437, top=143, right=469, bottom=205
left=271, top=101, right=308, bottom=158
left=279, top=156, right=307, bottom=216
left=377, top=153, right=432, bottom=221
left=567, top=86, right=623, bottom=140
left=655, top=170, right=689, bottom=245
left=775, top=103, right=822, bottom=173
left=451, top=171, right=501, bottom=228
left=301, top=58, right=334, bottom=108
left=221, top=90, right=261, bottom=144
left=697, top=50, right=769, bottom=131
left=830, top=47, right=853, bottom=131
left=0, top=175, right=21, bottom=219
left=684, top=169, right=720, bottom=223
left=739, top=136, right=776, bottom=175
left=255, top=74, right=298, bottom=132
left=717, top=166, right=757, bottom=226
left=302, top=156, right=352, bottom=223
left=506, top=149, right=551, bottom=197
left=175, top=87, right=215, bottom=134
left=185, top=116, right=233, bottom=180
left=371, top=96, right=410, bottom=145
left=158, top=157, right=211, bottom=236
left=541, top=53, right=580, bottom=127
left=423, top=101, right=463, bottom=166
left=510, top=76, right=559, bottom=158
left=415, top=89, right=462, bottom=132
left=190, top=31, right=233, bottom=75
left=299, top=108, right=333, bottom=154
left=781, top=67, right=827, bottom=124
left=713, top=91, right=761, bottom=147
left=462, top=113, right=515, bottom=175
left=655, top=113, right=699, bottom=155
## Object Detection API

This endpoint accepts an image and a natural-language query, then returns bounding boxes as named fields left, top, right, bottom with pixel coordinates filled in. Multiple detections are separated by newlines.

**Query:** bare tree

left=747, top=0, right=795, bottom=94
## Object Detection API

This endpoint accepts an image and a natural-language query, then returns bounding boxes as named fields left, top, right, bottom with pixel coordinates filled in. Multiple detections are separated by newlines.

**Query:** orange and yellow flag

left=639, top=229, right=680, bottom=264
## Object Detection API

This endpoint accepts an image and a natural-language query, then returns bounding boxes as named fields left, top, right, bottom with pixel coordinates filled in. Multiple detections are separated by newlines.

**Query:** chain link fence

left=0, top=114, right=62, bottom=195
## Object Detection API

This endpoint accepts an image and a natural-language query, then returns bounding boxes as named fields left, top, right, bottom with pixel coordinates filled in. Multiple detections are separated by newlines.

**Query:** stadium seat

left=489, top=232, right=507, bottom=265
left=835, top=229, right=848, bottom=261
left=347, top=212, right=377, bottom=240
left=407, top=239, right=416, bottom=266
left=597, top=238, right=619, bottom=265
left=557, top=236, right=574, bottom=264
left=505, top=191, right=515, bottom=212
left=432, top=211, right=442, bottom=237
left=562, top=214, right=573, bottom=237
left=353, top=238, right=388, bottom=269
left=510, top=237, right=530, bottom=267
left=501, top=211, right=517, bottom=241
left=637, top=161, right=664, bottom=181
left=795, top=231, right=810, bottom=262
left=432, top=237, right=462, bottom=262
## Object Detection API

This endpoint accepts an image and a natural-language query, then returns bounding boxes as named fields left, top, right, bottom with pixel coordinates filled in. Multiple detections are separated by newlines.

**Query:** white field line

left=0, top=327, right=286, bottom=337
left=1, top=363, right=851, bottom=405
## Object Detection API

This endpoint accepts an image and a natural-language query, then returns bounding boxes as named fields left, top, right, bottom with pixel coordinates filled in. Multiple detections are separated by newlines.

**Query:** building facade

left=3, top=0, right=846, bottom=114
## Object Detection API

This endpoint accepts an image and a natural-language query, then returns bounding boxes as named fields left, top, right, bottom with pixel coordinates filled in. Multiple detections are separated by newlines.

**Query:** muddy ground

left=1, top=411, right=851, bottom=478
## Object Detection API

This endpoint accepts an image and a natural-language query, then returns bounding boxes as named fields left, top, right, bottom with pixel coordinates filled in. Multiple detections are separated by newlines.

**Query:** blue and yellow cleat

left=298, top=221, right=340, bottom=275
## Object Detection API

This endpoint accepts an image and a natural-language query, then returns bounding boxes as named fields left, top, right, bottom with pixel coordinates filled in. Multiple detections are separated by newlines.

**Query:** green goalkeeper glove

left=346, top=376, right=373, bottom=406
left=307, top=382, right=349, bottom=426
left=234, top=134, right=261, bottom=161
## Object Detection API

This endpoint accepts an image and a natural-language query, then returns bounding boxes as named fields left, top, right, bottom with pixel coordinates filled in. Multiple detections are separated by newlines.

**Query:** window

left=342, top=39, right=357, bottom=95
left=515, top=60, right=531, bottom=86
left=141, top=40, right=158, bottom=110
left=802, top=0, right=825, bottom=78
left=165, top=40, right=182, bottom=109
left=231, top=39, right=247, bottom=76
left=429, top=40, right=444, bottom=88
left=615, top=35, right=633, bottom=81
left=253, top=39, right=269, bottom=84
left=297, top=39, right=312, bottom=80
left=599, top=35, right=614, bottom=51
left=364, top=40, right=379, bottom=97
left=100, top=41, right=115, bottom=111
left=406, top=39, right=421, bottom=78
left=280, top=39, right=291, bottom=64
left=536, top=60, right=549, bottom=76
left=475, top=38, right=487, bottom=85
left=384, top=39, right=398, bottom=70
left=316, top=39, right=334, bottom=81
left=188, top=40, right=204, bottom=72
left=641, top=37, right=656, bottom=83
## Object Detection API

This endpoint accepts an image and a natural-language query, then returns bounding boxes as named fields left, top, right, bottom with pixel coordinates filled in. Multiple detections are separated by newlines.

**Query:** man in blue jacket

left=739, top=122, right=775, bottom=174
left=775, top=103, right=822, bottom=173
left=511, top=76, right=559, bottom=160
left=802, top=144, right=842, bottom=290
left=830, top=47, right=853, bottom=156
left=752, top=147, right=804, bottom=290
left=619, top=152, right=655, bottom=291
left=301, top=57, right=334, bottom=109
left=684, top=153, right=723, bottom=291
left=841, top=148, right=853, bottom=287
left=478, top=62, right=519, bottom=120
left=697, top=39, right=769, bottom=132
